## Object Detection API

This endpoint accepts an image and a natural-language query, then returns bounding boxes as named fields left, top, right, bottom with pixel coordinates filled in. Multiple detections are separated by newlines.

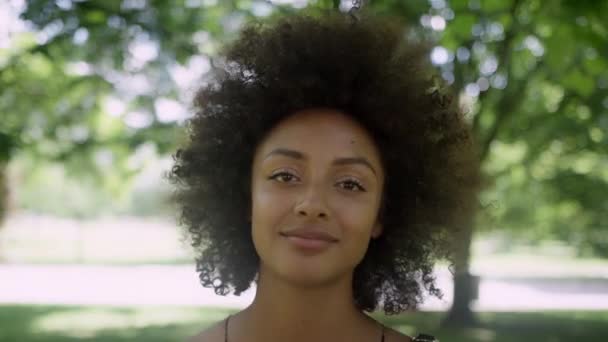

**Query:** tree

left=428, top=0, right=608, bottom=325
left=1, top=0, right=251, bottom=221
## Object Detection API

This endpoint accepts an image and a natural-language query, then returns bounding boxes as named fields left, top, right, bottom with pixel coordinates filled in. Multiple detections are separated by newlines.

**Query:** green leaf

left=563, top=69, right=595, bottom=97
left=0, top=131, right=16, bottom=163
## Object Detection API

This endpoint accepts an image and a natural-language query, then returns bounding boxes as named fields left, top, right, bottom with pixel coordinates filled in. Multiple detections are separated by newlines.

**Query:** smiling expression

left=250, top=108, right=385, bottom=288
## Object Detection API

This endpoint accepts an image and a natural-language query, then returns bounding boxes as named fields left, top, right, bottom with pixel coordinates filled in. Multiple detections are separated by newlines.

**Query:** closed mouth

left=279, top=231, right=339, bottom=243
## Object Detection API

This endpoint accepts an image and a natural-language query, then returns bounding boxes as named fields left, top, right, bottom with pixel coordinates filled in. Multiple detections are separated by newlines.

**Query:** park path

left=2, top=264, right=608, bottom=311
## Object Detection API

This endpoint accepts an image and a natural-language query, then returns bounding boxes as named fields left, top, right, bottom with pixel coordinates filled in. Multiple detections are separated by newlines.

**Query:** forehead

left=255, top=108, right=382, bottom=164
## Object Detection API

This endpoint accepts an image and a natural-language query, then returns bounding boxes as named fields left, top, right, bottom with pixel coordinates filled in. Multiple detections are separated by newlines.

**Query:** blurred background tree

left=0, top=0, right=606, bottom=329
left=432, top=0, right=608, bottom=326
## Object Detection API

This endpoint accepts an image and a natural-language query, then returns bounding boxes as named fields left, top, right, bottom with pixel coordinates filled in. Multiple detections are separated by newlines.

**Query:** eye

left=337, top=178, right=366, bottom=192
left=268, top=171, right=299, bottom=183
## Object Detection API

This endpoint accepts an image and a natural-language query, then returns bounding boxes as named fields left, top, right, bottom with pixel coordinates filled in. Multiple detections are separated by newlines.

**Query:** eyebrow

left=263, top=148, right=377, bottom=175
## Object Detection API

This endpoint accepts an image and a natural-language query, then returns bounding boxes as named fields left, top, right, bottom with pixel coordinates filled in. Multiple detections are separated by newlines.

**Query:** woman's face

left=250, top=108, right=384, bottom=288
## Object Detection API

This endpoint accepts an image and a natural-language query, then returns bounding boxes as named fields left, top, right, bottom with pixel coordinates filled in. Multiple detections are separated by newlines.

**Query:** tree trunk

left=441, top=222, right=478, bottom=327
left=0, top=163, right=7, bottom=226
left=0, top=163, right=8, bottom=262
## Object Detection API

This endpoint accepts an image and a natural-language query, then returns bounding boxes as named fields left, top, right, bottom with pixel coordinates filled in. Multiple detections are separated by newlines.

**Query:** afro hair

left=169, top=9, right=482, bottom=315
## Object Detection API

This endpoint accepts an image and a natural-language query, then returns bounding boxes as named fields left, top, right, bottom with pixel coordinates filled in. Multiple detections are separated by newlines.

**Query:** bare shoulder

left=186, top=319, right=225, bottom=342
left=383, top=326, right=415, bottom=342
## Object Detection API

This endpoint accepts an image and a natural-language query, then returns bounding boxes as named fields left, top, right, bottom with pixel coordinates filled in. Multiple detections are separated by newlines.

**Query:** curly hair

left=169, top=9, right=481, bottom=315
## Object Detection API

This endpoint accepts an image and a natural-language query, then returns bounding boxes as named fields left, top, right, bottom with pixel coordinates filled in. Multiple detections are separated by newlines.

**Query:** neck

left=233, top=265, right=380, bottom=342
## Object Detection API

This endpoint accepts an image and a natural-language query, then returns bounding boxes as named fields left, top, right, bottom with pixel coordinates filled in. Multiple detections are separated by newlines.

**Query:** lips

left=279, top=227, right=339, bottom=242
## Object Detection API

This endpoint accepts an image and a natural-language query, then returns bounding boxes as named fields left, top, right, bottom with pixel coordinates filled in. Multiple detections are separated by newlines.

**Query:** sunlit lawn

left=1, top=305, right=607, bottom=341
left=3, top=215, right=608, bottom=341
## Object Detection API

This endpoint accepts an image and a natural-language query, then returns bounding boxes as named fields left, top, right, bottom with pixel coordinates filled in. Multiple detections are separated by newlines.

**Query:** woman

left=170, top=8, right=481, bottom=342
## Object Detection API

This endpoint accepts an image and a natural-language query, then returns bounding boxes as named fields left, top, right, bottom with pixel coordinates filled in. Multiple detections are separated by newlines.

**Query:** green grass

left=1, top=305, right=607, bottom=341
left=374, top=311, right=608, bottom=341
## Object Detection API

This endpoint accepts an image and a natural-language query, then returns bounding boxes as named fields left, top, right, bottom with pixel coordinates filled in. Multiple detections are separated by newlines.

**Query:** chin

left=271, top=260, right=350, bottom=289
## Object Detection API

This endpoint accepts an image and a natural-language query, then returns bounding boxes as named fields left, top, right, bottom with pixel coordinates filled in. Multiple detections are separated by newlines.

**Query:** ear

left=371, top=221, right=383, bottom=239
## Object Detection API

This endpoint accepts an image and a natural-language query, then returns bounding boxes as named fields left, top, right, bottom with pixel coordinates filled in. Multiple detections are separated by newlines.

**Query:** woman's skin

left=191, top=108, right=412, bottom=342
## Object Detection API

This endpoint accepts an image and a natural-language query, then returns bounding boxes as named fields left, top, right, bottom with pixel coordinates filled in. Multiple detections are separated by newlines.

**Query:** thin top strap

left=224, top=314, right=230, bottom=342
left=224, top=314, right=387, bottom=342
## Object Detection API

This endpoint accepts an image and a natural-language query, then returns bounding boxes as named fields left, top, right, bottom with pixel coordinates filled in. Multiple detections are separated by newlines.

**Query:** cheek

left=331, top=195, right=380, bottom=242
left=250, top=184, right=296, bottom=263
left=251, top=183, right=292, bottom=234
left=329, top=196, right=380, bottom=268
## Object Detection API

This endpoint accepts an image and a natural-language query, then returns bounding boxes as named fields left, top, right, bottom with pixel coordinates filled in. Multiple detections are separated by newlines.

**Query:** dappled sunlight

left=2, top=306, right=606, bottom=342
left=31, top=306, right=209, bottom=338
left=474, top=279, right=608, bottom=311
left=32, top=308, right=137, bottom=338
left=462, top=327, right=497, bottom=341
left=393, top=324, right=417, bottom=337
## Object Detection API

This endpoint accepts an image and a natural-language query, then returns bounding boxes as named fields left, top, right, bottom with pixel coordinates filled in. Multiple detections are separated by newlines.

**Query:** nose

left=293, top=182, right=329, bottom=219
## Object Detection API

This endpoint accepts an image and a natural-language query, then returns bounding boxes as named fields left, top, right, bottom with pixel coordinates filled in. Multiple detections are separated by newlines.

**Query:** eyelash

left=268, top=171, right=366, bottom=192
